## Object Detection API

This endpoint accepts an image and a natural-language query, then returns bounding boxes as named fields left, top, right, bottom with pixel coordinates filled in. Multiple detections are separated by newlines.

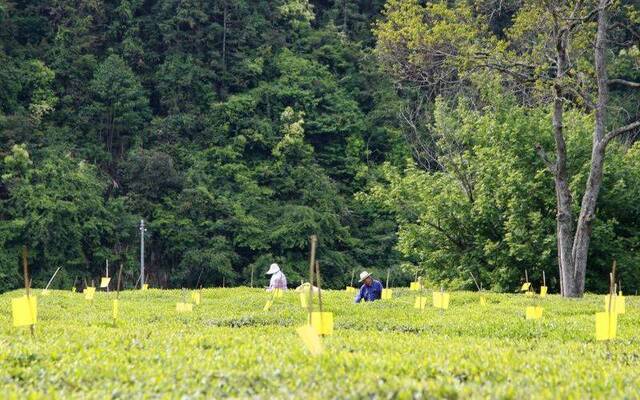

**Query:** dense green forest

left=0, top=0, right=638, bottom=294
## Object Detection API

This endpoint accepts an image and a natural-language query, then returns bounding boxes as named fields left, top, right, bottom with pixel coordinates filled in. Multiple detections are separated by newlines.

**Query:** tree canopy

left=1, top=0, right=638, bottom=294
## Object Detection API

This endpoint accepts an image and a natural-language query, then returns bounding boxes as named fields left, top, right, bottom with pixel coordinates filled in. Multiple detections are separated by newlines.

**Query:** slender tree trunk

left=552, top=23, right=576, bottom=297
left=570, top=0, right=610, bottom=296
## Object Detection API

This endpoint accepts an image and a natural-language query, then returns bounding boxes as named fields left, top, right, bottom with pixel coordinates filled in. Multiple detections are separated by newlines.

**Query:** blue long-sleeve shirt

left=355, top=280, right=383, bottom=303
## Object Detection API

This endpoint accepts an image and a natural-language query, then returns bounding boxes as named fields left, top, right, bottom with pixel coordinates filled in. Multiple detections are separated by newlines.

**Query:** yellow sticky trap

left=41, top=289, right=50, bottom=296
left=521, top=282, right=531, bottom=291
left=540, top=286, right=548, bottom=297
left=433, top=292, right=450, bottom=309
left=345, top=286, right=356, bottom=293
left=263, top=300, right=273, bottom=311
left=71, top=287, right=76, bottom=293
left=596, top=312, right=617, bottom=340
left=480, top=296, right=487, bottom=306
left=84, top=287, right=96, bottom=300
left=296, top=325, right=323, bottom=355
left=113, top=299, right=119, bottom=320
left=604, top=295, right=625, bottom=314
left=309, top=312, right=334, bottom=335
left=191, top=291, right=201, bottom=305
left=409, top=282, right=421, bottom=291
left=414, top=296, right=428, bottom=309
left=381, top=289, right=393, bottom=300
left=273, top=288, right=284, bottom=298
left=12, top=296, right=37, bottom=327
left=176, top=302, right=193, bottom=312
left=142, top=284, right=149, bottom=290
left=100, top=277, right=111, bottom=288
left=300, top=293, right=308, bottom=308
left=525, top=291, right=534, bottom=297
left=525, top=306, right=543, bottom=320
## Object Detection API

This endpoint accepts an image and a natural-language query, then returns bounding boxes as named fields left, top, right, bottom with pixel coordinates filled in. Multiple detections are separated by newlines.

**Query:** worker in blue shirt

left=355, top=271, right=383, bottom=303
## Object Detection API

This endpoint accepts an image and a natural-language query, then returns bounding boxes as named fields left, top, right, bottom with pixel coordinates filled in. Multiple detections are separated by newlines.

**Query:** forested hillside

left=1, top=0, right=639, bottom=294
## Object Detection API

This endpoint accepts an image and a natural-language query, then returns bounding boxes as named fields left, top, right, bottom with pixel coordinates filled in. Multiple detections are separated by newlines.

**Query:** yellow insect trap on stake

left=525, top=306, right=543, bottom=320
left=191, top=291, right=201, bottom=305
left=521, top=282, right=531, bottom=291
left=433, top=292, right=450, bottom=309
left=12, top=295, right=37, bottom=327
left=414, top=296, right=428, bottom=309
left=540, top=286, right=548, bottom=297
left=409, top=282, right=422, bottom=291
left=309, top=312, right=334, bottom=336
left=595, top=312, right=617, bottom=340
left=381, top=289, right=393, bottom=300
left=604, top=295, right=625, bottom=314
left=176, top=302, right=193, bottom=312
left=263, top=299, right=273, bottom=311
left=142, top=283, right=149, bottom=290
left=345, top=286, right=356, bottom=293
left=296, top=324, right=323, bottom=356
left=84, top=287, right=96, bottom=300
left=100, top=277, right=111, bottom=288
left=41, top=289, right=50, bottom=296
left=480, top=296, right=487, bottom=306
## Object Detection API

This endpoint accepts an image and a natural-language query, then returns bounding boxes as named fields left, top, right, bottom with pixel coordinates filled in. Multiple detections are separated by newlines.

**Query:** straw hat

left=359, top=271, right=372, bottom=282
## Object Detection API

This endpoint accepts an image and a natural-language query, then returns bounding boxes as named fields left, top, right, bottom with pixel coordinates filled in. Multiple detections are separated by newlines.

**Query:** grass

left=1, top=288, right=639, bottom=399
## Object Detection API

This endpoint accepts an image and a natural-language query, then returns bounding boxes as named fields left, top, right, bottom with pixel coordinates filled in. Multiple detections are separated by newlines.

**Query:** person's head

left=266, top=263, right=280, bottom=275
left=359, top=271, right=373, bottom=286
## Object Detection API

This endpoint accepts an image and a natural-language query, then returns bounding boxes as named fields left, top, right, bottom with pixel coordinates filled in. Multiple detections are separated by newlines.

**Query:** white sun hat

left=266, top=263, right=280, bottom=275
left=359, top=271, right=372, bottom=282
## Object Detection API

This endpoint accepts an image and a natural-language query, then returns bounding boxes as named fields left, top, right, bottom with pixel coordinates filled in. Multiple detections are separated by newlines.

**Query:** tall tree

left=375, top=0, right=640, bottom=297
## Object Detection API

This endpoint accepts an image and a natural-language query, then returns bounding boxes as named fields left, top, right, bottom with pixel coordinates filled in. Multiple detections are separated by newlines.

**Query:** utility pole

left=140, top=219, right=147, bottom=288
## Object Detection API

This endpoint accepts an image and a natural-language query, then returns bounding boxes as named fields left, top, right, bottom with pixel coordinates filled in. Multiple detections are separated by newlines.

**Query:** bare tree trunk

left=551, top=18, right=576, bottom=297
left=570, top=0, right=610, bottom=297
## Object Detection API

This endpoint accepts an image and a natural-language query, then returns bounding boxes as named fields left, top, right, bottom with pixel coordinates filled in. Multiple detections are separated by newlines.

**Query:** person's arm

left=355, top=285, right=364, bottom=303
left=267, top=274, right=276, bottom=291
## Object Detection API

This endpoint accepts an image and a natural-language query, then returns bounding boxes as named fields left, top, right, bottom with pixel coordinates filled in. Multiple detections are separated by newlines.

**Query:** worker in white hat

left=266, top=263, right=287, bottom=292
left=354, top=270, right=382, bottom=303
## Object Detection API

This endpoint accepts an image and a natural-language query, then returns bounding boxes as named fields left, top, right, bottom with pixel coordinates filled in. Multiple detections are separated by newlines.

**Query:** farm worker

left=355, top=271, right=383, bottom=303
left=266, top=263, right=288, bottom=291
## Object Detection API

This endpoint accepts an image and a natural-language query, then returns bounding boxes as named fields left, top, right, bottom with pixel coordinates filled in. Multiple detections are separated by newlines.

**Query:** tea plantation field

left=1, top=288, right=640, bottom=399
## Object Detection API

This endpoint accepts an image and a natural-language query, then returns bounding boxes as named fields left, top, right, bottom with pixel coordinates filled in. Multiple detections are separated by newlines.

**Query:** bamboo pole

left=44, top=267, right=62, bottom=291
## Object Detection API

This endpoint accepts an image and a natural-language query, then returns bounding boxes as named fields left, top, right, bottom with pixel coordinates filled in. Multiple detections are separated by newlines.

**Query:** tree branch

left=535, top=144, right=556, bottom=174
left=608, top=79, right=640, bottom=88
left=603, top=120, right=640, bottom=144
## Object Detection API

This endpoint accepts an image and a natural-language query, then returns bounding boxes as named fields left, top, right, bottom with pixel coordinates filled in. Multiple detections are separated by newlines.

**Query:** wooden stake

left=22, top=246, right=34, bottom=337
left=543, top=270, right=546, bottom=287
left=106, top=260, right=109, bottom=292
left=385, top=269, right=390, bottom=289
left=250, top=265, right=254, bottom=288
left=350, top=269, right=355, bottom=287
left=307, top=235, right=317, bottom=315
left=116, top=264, right=123, bottom=298
left=469, top=271, right=481, bottom=291
left=525, top=269, right=529, bottom=283
left=195, top=268, right=204, bottom=289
